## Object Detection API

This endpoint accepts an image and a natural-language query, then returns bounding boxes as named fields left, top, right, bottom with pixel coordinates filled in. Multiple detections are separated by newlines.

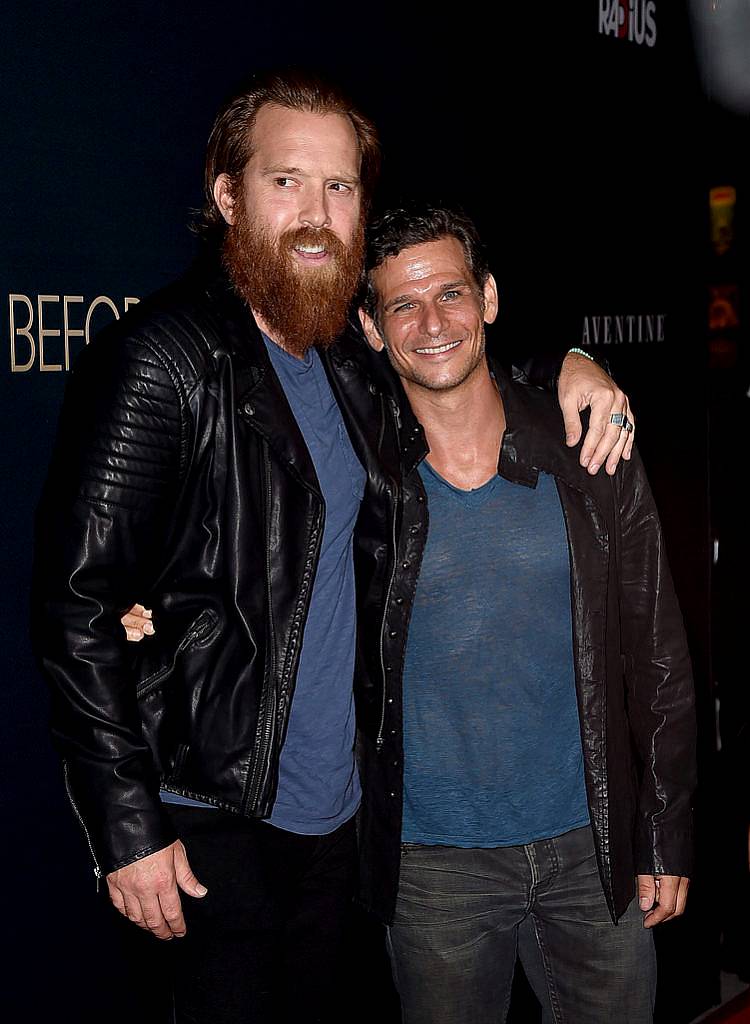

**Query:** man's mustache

left=279, top=226, right=347, bottom=257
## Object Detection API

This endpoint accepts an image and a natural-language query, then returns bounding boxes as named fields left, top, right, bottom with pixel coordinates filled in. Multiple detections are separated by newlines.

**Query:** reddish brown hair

left=201, top=68, right=380, bottom=236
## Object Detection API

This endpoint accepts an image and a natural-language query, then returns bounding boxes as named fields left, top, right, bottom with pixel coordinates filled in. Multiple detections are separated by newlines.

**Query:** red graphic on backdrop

left=599, top=0, right=657, bottom=48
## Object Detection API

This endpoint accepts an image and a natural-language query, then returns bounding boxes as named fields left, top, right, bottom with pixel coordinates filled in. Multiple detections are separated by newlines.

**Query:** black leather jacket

left=35, top=265, right=402, bottom=879
left=354, top=361, right=696, bottom=925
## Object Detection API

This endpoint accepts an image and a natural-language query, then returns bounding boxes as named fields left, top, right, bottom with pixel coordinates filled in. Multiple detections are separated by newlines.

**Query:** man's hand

left=121, top=603, right=154, bottom=642
left=558, top=352, right=635, bottom=476
left=637, top=874, right=689, bottom=928
left=107, top=839, right=207, bottom=940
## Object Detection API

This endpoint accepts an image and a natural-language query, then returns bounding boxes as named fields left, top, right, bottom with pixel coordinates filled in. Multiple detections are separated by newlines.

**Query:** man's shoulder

left=502, top=370, right=565, bottom=435
left=501, top=372, right=612, bottom=492
left=80, top=264, right=258, bottom=387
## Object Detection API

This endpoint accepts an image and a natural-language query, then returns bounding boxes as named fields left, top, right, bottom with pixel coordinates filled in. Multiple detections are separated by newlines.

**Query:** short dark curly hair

left=362, top=203, right=490, bottom=322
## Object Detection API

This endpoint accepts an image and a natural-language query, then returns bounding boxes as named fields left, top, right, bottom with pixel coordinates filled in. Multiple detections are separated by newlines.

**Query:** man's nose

left=421, top=303, right=449, bottom=337
left=298, top=186, right=331, bottom=229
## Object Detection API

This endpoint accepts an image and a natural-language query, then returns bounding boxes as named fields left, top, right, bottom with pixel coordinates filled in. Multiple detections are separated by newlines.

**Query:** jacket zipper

left=135, top=610, right=217, bottom=698
left=555, top=476, right=614, bottom=914
left=244, top=443, right=279, bottom=812
left=63, top=760, right=103, bottom=890
left=376, top=399, right=401, bottom=751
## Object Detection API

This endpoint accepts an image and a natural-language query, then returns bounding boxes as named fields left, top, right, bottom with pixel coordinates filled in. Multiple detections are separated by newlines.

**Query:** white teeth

left=295, top=244, right=325, bottom=254
left=414, top=340, right=461, bottom=354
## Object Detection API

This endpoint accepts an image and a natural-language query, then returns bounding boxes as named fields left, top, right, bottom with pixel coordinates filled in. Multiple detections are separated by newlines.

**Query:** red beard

left=222, top=202, right=365, bottom=357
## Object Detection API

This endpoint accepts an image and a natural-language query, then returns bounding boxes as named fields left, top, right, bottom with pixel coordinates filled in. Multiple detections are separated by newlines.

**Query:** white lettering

left=38, top=295, right=62, bottom=372
left=84, top=295, right=120, bottom=345
left=599, top=0, right=610, bottom=35
left=632, top=0, right=646, bottom=45
left=9, top=294, right=35, bottom=373
left=645, top=1, right=657, bottom=47
left=7, top=293, right=140, bottom=371
left=63, top=296, right=85, bottom=372
left=580, top=312, right=666, bottom=346
left=608, top=2, right=620, bottom=35
left=599, top=0, right=656, bottom=47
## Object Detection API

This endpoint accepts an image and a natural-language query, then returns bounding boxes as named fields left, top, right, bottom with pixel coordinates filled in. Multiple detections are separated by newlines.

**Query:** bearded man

left=36, top=70, right=634, bottom=1024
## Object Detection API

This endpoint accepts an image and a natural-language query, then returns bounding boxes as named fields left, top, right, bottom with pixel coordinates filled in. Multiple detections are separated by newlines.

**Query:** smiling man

left=37, top=71, right=635, bottom=1024
left=354, top=205, right=696, bottom=1024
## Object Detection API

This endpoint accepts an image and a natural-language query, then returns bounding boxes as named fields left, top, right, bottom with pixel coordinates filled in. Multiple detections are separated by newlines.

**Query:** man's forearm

left=616, top=450, right=697, bottom=876
left=36, top=332, right=184, bottom=874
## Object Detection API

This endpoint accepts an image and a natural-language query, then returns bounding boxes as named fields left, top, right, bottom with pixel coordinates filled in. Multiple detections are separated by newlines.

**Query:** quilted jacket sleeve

left=35, top=329, right=187, bottom=876
left=615, top=450, right=697, bottom=878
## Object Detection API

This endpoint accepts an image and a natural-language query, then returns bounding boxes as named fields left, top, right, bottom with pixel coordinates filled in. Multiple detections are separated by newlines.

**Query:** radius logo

left=598, top=0, right=657, bottom=47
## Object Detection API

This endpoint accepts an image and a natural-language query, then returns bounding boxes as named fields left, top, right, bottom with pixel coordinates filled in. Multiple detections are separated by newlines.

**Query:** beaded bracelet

left=568, top=347, right=595, bottom=362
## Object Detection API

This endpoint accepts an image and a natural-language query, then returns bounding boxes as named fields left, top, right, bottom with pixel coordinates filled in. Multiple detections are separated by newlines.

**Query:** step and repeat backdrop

left=2, top=3, right=714, bottom=1021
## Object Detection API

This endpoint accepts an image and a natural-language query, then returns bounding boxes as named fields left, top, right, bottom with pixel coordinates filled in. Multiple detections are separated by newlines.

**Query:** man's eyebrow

left=261, top=165, right=305, bottom=176
left=261, top=164, right=360, bottom=183
left=383, top=294, right=415, bottom=311
left=383, top=279, right=470, bottom=311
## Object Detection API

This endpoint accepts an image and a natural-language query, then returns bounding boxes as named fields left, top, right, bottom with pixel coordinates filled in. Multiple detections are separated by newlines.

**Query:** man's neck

left=403, top=363, right=505, bottom=491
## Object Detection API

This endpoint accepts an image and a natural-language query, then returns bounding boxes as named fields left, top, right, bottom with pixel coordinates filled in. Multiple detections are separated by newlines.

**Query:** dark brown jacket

left=354, top=361, right=696, bottom=924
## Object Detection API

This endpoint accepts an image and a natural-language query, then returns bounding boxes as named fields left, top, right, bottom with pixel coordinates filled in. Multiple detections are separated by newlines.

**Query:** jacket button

left=416, top=495, right=425, bottom=504
left=385, top=665, right=393, bottom=673
left=242, top=402, right=255, bottom=416
left=401, top=561, right=410, bottom=570
left=389, top=792, right=396, bottom=798
left=389, top=630, right=397, bottom=638
left=387, top=697, right=394, bottom=704
left=409, top=525, right=420, bottom=535
left=395, top=597, right=404, bottom=605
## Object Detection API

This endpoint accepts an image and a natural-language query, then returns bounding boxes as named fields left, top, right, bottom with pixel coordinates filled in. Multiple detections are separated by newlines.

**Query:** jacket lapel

left=205, top=275, right=320, bottom=493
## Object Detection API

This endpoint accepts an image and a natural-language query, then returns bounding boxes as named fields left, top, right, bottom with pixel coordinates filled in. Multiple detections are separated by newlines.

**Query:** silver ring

left=610, top=412, right=633, bottom=433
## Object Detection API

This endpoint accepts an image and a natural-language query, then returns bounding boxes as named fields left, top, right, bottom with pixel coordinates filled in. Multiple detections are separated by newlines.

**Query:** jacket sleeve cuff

left=635, top=820, right=694, bottom=878
left=64, top=759, right=178, bottom=877
left=510, top=348, right=612, bottom=390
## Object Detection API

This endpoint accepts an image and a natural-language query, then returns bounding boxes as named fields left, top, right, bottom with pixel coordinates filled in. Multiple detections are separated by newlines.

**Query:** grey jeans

left=387, top=826, right=656, bottom=1024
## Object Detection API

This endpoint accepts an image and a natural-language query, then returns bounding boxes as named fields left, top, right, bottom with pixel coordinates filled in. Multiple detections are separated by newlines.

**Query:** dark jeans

left=388, top=825, right=656, bottom=1024
left=163, top=805, right=357, bottom=1024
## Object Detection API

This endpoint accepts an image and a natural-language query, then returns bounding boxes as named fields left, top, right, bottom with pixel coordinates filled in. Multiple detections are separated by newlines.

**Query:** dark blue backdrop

left=2, top=3, right=715, bottom=1020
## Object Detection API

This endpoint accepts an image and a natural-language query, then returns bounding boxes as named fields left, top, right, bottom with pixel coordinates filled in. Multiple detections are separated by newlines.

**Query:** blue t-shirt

left=263, top=336, right=364, bottom=834
left=162, top=337, right=364, bottom=835
left=401, top=462, right=589, bottom=847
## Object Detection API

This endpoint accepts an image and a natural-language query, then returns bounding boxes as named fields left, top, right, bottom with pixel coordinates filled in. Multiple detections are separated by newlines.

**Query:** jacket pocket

left=135, top=608, right=219, bottom=699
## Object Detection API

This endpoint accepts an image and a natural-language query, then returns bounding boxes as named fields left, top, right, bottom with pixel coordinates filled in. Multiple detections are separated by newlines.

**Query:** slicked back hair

left=201, top=68, right=380, bottom=238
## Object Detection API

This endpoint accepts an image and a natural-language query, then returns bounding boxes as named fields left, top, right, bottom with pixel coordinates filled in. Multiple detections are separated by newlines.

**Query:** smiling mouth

left=294, top=244, right=327, bottom=257
left=414, top=340, right=462, bottom=355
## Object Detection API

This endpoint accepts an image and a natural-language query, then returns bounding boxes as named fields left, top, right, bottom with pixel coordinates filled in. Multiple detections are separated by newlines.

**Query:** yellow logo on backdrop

left=8, top=294, right=140, bottom=372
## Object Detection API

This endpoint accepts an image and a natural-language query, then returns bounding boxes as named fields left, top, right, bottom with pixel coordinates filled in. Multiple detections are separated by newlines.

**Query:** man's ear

left=358, top=307, right=385, bottom=353
left=483, top=273, right=499, bottom=325
left=213, top=173, right=237, bottom=226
